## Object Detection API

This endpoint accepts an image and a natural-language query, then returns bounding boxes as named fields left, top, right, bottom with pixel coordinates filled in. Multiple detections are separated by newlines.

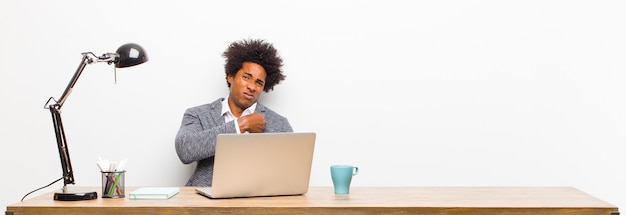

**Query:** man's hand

left=238, top=113, right=266, bottom=133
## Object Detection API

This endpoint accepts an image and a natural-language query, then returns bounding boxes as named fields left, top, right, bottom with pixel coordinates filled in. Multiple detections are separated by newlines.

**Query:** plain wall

left=2, top=0, right=625, bottom=211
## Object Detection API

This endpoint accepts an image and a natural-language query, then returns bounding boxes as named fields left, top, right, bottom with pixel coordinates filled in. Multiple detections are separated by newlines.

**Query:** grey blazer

left=175, top=98, right=293, bottom=186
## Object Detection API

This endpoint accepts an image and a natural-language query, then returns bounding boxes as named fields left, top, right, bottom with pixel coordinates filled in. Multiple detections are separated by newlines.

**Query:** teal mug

left=330, top=165, right=359, bottom=194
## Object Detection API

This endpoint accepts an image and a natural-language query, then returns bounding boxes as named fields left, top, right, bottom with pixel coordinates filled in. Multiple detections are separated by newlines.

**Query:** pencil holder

left=101, top=171, right=125, bottom=198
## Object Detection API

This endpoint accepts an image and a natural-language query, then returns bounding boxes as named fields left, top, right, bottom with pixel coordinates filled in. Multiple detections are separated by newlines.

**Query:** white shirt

left=221, top=96, right=257, bottom=134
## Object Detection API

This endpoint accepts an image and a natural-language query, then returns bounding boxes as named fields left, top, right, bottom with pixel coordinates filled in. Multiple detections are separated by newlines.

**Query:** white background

left=1, top=0, right=625, bottom=211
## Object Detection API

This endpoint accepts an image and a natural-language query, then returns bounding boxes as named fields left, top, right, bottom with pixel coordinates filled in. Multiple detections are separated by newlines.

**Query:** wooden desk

left=6, top=186, right=619, bottom=215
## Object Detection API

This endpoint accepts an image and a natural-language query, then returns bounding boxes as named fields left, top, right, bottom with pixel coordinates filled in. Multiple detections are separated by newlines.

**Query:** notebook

left=195, top=132, right=316, bottom=199
left=129, top=187, right=180, bottom=200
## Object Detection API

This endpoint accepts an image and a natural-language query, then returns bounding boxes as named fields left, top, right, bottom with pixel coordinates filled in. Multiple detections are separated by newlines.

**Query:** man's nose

left=246, top=80, right=256, bottom=92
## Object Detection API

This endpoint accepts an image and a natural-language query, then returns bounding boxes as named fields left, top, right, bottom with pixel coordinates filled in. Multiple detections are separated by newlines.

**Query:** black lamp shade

left=115, top=43, right=148, bottom=68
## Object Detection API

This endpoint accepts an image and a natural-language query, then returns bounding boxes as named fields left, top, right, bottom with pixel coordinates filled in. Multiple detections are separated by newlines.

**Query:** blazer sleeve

left=174, top=106, right=236, bottom=164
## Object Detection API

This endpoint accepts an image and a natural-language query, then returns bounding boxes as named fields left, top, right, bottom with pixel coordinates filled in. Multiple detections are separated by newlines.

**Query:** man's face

left=227, top=62, right=267, bottom=111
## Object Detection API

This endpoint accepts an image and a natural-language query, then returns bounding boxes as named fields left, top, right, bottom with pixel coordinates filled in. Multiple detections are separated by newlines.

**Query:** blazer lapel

left=208, top=98, right=226, bottom=126
left=255, top=103, right=266, bottom=114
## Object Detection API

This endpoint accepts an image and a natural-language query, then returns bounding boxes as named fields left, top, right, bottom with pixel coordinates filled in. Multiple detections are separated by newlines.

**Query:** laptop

left=195, top=132, right=316, bottom=199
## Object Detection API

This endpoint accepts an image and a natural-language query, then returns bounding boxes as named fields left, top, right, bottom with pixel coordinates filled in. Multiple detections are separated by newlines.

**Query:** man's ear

left=227, top=74, right=233, bottom=85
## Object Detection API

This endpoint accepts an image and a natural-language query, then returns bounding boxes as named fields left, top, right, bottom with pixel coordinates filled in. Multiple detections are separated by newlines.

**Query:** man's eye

left=242, top=75, right=249, bottom=80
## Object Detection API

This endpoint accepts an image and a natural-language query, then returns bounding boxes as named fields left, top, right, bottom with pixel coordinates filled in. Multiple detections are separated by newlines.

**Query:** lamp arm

left=44, top=53, right=95, bottom=188
left=49, top=105, right=74, bottom=187
left=53, top=53, right=91, bottom=108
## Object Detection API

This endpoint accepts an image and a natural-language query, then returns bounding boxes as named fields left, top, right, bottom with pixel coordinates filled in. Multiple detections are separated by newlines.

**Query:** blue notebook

left=129, top=187, right=180, bottom=200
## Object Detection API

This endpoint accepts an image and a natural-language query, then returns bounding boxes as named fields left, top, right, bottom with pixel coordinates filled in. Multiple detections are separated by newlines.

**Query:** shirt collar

left=221, top=95, right=257, bottom=118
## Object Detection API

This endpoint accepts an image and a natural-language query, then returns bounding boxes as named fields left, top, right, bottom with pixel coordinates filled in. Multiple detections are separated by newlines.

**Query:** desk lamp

left=43, top=43, right=148, bottom=201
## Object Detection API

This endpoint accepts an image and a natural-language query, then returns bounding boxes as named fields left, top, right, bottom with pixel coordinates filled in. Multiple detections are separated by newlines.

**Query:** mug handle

left=353, top=167, right=359, bottom=176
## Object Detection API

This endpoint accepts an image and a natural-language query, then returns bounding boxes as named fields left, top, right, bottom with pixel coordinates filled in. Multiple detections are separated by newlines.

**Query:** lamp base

left=54, top=190, right=98, bottom=201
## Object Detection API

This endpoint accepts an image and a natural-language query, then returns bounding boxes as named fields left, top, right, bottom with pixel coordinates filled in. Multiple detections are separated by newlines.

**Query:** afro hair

left=222, top=39, right=286, bottom=92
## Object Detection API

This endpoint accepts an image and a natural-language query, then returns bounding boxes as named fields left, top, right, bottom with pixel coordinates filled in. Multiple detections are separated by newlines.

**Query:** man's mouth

left=243, top=92, right=254, bottom=100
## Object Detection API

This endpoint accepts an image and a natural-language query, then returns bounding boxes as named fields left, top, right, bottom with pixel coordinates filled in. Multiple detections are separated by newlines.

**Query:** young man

left=175, top=39, right=293, bottom=186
